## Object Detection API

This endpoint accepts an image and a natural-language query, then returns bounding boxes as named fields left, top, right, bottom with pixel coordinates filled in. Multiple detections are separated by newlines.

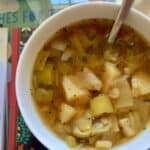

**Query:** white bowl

left=16, top=2, right=150, bottom=150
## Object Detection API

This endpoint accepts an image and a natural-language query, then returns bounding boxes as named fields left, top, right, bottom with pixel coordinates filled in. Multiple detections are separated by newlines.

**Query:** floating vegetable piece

left=119, top=118, right=135, bottom=137
left=114, top=77, right=133, bottom=108
left=70, top=68, right=102, bottom=91
left=90, top=95, right=114, bottom=117
left=35, top=50, right=50, bottom=71
left=132, top=71, right=150, bottom=97
left=70, top=34, right=83, bottom=51
left=61, top=50, right=73, bottom=61
left=73, top=112, right=92, bottom=138
left=62, top=76, right=89, bottom=102
left=65, top=135, right=77, bottom=147
left=78, top=31, right=91, bottom=48
left=91, top=118, right=112, bottom=136
left=60, top=103, right=76, bottom=123
left=95, top=140, right=112, bottom=149
left=36, top=64, right=54, bottom=86
left=108, top=88, right=120, bottom=99
left=103, top=62, right=121, bottom=91
left=35, top=88, right=53, bottom=103
left=51, top=40, right=67, bottom=51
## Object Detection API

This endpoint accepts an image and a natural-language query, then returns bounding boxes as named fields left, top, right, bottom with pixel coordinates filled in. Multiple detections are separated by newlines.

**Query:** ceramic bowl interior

left=16, top=2, right=150, bottom=150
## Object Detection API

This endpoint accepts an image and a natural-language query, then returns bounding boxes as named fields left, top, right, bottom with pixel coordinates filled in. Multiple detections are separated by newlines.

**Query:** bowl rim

left=16, top=1, right=150, bottom=150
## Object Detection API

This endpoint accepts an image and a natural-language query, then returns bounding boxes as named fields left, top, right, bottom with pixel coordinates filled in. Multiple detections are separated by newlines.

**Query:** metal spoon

left=108, top=0, right=134, bottom=44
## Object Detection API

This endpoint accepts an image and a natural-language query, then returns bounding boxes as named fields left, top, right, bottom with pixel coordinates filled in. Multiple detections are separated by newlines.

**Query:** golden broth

left=31, top=19, right=150, bottom=149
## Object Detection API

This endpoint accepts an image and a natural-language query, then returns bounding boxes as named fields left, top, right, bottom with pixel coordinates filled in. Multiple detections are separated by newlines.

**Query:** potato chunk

left=119, top=118, right=135, bottom=137
left=73, top=112, right=92, bottom=138
left=71, top=68, right=102, bottom=91
left=95, top=140, right=112, bottom=149
left=91, top=118, right=112, bottom=136
left=128, top=112, right=142, bottom=132
left=132, top=71, right=150, bottom=97
left=64, top=135, right=77, bottom=147
left=109, top=116, right=120, bottom=132
left=108, top=88, right=120, bottom=99
left=74, top=112, right=92, bottom=132
left=61, top=50, right=73, bottom=61
left=60, top=103, right=76, bottom=123
left=103, top=62, right=121, bottom=91
left=90, top=95, right=114, bottom=117
left=62, top=76, right=89, bottom=102
left=73, top=127, right=91, bottom=138
left=104, top=62, right=121, bottom=80
left=114, top=77, right=133, bottom=108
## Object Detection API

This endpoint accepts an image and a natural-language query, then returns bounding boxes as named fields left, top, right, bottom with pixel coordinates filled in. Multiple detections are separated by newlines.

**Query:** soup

left=31, top=19, right=150, bottom=149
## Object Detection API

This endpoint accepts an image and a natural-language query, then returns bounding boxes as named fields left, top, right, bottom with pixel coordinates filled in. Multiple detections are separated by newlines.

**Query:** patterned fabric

left=17, top=115, right=31, bottom=144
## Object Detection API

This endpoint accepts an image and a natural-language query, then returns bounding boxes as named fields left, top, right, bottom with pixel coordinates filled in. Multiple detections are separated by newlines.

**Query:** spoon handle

left=108, top=0, right=134, bottom=44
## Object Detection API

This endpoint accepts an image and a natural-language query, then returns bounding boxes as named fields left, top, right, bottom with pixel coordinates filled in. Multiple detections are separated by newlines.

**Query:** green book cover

left=0, top=0, right=50, bottom=29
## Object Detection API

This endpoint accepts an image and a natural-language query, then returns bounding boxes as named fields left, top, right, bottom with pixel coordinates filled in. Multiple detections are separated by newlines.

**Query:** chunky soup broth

left=31, top=19, right=150, bottom=149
